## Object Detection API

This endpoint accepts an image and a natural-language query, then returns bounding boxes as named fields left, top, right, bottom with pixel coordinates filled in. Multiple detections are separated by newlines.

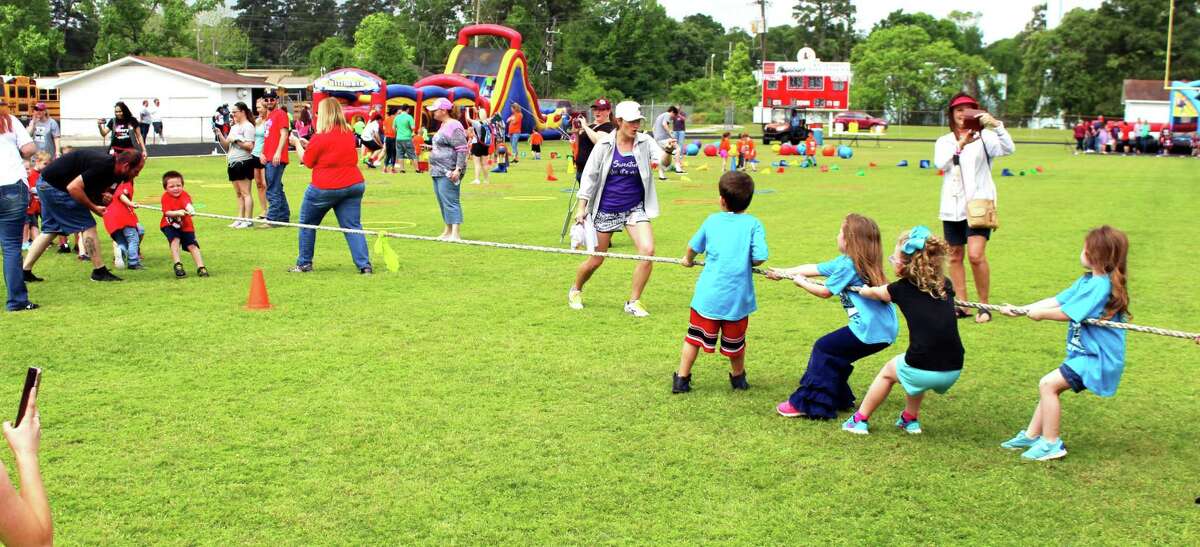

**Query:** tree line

left=3, top=0, right=1197, bottom=120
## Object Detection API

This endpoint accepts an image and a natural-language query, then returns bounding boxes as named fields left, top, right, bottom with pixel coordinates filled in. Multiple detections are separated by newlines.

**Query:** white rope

left=140, top=205, right=1200, bottom=341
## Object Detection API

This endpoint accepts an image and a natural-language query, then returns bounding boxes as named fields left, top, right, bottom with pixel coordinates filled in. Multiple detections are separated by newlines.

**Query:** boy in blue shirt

left=673, top=171, right=768, bottom=393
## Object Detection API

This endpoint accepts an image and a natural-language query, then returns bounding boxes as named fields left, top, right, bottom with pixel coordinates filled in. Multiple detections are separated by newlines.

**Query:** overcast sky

left=659, top=0, right=1105, bottom=47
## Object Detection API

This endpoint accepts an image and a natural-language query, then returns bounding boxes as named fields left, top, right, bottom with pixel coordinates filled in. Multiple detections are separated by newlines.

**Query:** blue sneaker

left=1000, top=430, right=1040, bottom=450
left=841, top=416, right=869, bottom=435
left=895, top=415, right=922, bottom=434
left=1021, top=438, right=1067, bottom=461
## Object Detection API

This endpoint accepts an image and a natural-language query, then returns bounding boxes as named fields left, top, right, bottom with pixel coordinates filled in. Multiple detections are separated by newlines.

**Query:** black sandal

left=955, top=308, right=972, bottom=319
left=975, top=309, right=992, bottom=324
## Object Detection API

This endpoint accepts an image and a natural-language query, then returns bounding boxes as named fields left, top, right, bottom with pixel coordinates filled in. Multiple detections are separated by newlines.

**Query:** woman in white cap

left=933, top=92, right=1014, bottom=324
left=426, top=98, right=468, bottom=240
left=569, top=100, right=675, bottom=317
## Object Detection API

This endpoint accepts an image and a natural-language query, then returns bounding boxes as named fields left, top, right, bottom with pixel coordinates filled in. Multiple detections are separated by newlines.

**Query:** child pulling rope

left=139, top=205, right=1200, bottom=341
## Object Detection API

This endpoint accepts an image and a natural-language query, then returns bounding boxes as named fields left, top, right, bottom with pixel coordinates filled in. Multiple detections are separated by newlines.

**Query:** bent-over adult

left=1, top=99, right=38, bottom=311
left=426, top=98, right=468, bottom=241
left=22, top=149, right=144, bottom=283
left=933, top=92, right=1014, bottom=324
left=287, top=98, right=372, bottom=274
left=569, top=101, right=675, bottom=317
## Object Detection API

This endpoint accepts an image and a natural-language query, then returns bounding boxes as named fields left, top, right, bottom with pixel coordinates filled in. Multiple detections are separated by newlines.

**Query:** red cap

left=948, top=95, right=978, bottom=109
left=591, top=98, right=611, bottom=110
left=33, top=102, right=47, bottom=111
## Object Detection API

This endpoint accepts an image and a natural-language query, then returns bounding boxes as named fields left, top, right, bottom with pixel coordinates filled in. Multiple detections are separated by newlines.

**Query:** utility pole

left=541, top=17, right=559, bottom=97
left=474, top=0, right=481, bottom=47
left=754, top=0, right=768, bottom=65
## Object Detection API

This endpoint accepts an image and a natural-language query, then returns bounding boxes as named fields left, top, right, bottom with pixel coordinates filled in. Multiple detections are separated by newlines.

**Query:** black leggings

left=384, top=137, right=397, bottom=167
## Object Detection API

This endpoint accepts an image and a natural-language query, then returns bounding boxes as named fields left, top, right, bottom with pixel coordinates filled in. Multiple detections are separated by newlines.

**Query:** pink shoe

left=776, top=401, right=804, bottom=418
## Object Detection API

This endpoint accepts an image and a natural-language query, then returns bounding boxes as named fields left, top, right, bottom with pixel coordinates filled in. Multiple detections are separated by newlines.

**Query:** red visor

left=949, top=95, right=979, bottom=109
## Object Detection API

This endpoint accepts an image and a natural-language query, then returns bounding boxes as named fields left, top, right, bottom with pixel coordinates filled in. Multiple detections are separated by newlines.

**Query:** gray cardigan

left=577, top=131, right=670, bottom=219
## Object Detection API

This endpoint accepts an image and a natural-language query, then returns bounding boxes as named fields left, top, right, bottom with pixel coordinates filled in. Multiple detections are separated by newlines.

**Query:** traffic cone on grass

left=546, top=163, right=558, bottom=182
left=246, top=268, right=272, bottom=310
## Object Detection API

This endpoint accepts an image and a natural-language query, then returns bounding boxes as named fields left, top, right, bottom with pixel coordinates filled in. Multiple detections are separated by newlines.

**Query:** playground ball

left=771, top=144, right=781, bottom=153
left=693, top=139, right=702, bottom=148
left=821, top=145, right=836, bottom=157
left=703, top=144, right=717, bottom=157
left=779, top=144, right=796, bottom=156
left=497, top=146, right=507, bottom=155
left=685, top=143, right=700, bottom=156
left=836, top=145, right=853, bottom=159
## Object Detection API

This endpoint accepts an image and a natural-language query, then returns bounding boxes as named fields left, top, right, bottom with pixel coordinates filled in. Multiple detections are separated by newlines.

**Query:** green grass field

left=3, top=136, right=1199, bottom=544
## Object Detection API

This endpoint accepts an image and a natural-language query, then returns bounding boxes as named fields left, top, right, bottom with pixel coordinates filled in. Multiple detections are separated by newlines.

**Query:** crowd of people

left=1072, top=116, right=1200, bottom=157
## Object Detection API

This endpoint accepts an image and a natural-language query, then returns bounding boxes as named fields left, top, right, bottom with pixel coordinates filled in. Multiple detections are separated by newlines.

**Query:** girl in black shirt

left=842, top=225, right=965, bottom=435
left=98, top=101, right=146, bottom=156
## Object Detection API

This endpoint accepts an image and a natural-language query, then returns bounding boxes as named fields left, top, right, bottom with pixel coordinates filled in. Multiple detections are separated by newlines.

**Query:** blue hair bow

left=902, top=225, right=931, bottom=255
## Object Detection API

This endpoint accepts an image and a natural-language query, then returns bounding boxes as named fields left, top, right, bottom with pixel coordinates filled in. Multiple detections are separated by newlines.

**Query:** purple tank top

left=597, top=147, right=643, bottom=213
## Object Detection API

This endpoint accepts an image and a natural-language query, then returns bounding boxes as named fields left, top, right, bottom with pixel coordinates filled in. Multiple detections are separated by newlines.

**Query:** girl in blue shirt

left=767, top=214, right=899, bottom=419
left=998, top=226, right=1131, bottom=461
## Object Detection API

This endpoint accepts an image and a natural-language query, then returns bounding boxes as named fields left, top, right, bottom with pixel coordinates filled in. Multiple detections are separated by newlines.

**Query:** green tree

left=395, top=0, right=463, bottom=73
left=51, top=0, right=100, bottom=71
left=340, top=0, right=388, bottom=39
left=555, top=0, right=678, bottom=100
left=193, top=14, right=254, bottom=69
left=308, top=36, right=354, bottom=75
left=92, top=0, right=149, bottom=62
left=723, top=42, right=758, bottom=112
left=566, top=65, right=623, bottom=105
left=0, top=4, right=64, bottom=74
left=792, top=0, right=857, bottom=60
left=850, top=25, right=994, bottom=118
left=353, top=13, right=418, bottom=84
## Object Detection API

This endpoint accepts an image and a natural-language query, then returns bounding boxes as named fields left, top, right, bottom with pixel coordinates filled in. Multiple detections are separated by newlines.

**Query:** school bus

left=2, top=76, right=60, bottom=120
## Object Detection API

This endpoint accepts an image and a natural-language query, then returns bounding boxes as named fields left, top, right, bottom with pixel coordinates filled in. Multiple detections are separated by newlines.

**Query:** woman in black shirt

left=841, top=225, right=964, bottom=435
left=98, top=101, right=146, bottom=156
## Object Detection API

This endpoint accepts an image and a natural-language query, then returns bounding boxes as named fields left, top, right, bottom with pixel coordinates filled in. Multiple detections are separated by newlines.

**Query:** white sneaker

left=471, top=179, right=481, bottom=185
left=228, top=221, right=241, bottom=228
left=623, top=299, right=649, bottom=317
left=113, top=242, right=125, bottom=269
left=237, top=220, right=253, bottom=228
left=568, top=289, right=583, bottom=310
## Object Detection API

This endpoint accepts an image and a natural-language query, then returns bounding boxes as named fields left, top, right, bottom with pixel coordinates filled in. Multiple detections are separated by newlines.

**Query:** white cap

left=613, top=101, right=644, bottom=121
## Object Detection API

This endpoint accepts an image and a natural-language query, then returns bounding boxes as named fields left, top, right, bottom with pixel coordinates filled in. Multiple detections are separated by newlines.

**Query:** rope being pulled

left=140, top=206, right=1200, bottom=341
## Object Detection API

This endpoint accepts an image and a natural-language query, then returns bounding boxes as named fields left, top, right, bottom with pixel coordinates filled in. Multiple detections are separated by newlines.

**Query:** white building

left=51, top=56, right=273, bottom=144
left=1122, top=79, right=1170, bottom=124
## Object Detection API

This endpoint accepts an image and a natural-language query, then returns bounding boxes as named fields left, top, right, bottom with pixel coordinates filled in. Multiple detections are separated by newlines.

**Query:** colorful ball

left=685, top=143, right=700, bottom=156
left=821, top=145, right=836, bottom=157
left=703, top=144, right=717, bottom=157
left=771, top=144, right=782, bottom=153
left=836, top=145, right=853, bottom=159
left=779, top=144, right=796, bottom=156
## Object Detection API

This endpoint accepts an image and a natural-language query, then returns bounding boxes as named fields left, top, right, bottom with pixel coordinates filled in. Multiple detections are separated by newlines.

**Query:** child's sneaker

left=113, top=242, right=125, bottom=269
left=671, top=373, right=691, bottom=394
left=1021, top=438, right=1067, bottom=461
left=1000, top=430, right=1040, bottom=450
left=197, top=267, right=210, bottom=278
left=841, top=416, right=869, bottom=435
left=173, top=262, right=187, bottom=278
left=729, top=372, right=749, bottom=390
left=623, top=299, right=649, bottom=317
left=895, top=414, right=923, bottom=435
left=56, top=243, right=70, bottom=254
left=567, top=288, right=583, bottom=310
left=776, top=400, right=803, bottom=417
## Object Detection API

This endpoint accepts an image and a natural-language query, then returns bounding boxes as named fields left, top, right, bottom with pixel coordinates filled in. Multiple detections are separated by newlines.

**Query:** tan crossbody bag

left=961, top=140, right=998, bottom=230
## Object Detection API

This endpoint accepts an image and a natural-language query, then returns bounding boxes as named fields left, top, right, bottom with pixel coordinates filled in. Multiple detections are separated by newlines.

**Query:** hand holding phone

left=4, top=368, right=42, bottom=459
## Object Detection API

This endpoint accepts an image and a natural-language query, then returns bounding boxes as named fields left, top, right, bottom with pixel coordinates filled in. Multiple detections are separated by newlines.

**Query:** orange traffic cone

left=937, top=168, right=945, bottom=176
left=776, top=166, right=784, bottom=173
left=246, top=268, right=272, bottom=310
left=546, top=162, right=558, bottom=182
left=869, top=162, right=877, bottom=167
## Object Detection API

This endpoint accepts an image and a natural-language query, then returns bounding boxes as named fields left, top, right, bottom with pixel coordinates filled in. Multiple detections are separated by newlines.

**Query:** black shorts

left=227, top=159, right=255, bottom=181
left=364, top=140, right=382, bottom=152
left=531, top=144, right=542, bottom=153
left=471, top=143, right=489, bottom=157
left=942, top=220, right=990, bottom=246
left=161, top=226, right=199, bottom=250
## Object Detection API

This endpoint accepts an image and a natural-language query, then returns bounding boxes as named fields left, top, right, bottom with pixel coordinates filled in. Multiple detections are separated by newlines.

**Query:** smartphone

left=15, top=367, right=40, bottom=428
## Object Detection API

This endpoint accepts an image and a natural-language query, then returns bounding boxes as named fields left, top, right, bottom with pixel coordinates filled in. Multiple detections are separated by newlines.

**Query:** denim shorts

left=593, top=203, right=649, bottom=233
left=1059, top=364, right=1087, bottom=393
left=38, top=182, right=95, bottom=234
left=895, top=353, right=962, bottom=396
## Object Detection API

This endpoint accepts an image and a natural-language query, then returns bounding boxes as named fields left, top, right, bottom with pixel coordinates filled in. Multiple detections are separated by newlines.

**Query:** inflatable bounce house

left=313, top=25, right=567, bottom=140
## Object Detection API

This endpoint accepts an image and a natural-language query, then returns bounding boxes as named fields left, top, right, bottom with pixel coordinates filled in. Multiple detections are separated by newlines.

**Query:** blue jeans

left=113, top=225, right=144, bottom=266
left=0, top=183, right=31, bottom=310
left=431, top=176, right=462, bottom=225
left=264, top=162, right=291, bottom=222
left=296, top=182, right=370, bottom=269
left=509, top=134, right=520, bottom=158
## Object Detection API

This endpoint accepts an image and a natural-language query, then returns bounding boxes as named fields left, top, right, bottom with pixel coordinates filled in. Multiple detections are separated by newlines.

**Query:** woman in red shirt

left=287, top=97, right=372, bottom=274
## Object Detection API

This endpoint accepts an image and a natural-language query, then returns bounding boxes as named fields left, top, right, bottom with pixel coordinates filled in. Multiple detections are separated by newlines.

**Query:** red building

left=754, top=47, right=851, bottom=126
